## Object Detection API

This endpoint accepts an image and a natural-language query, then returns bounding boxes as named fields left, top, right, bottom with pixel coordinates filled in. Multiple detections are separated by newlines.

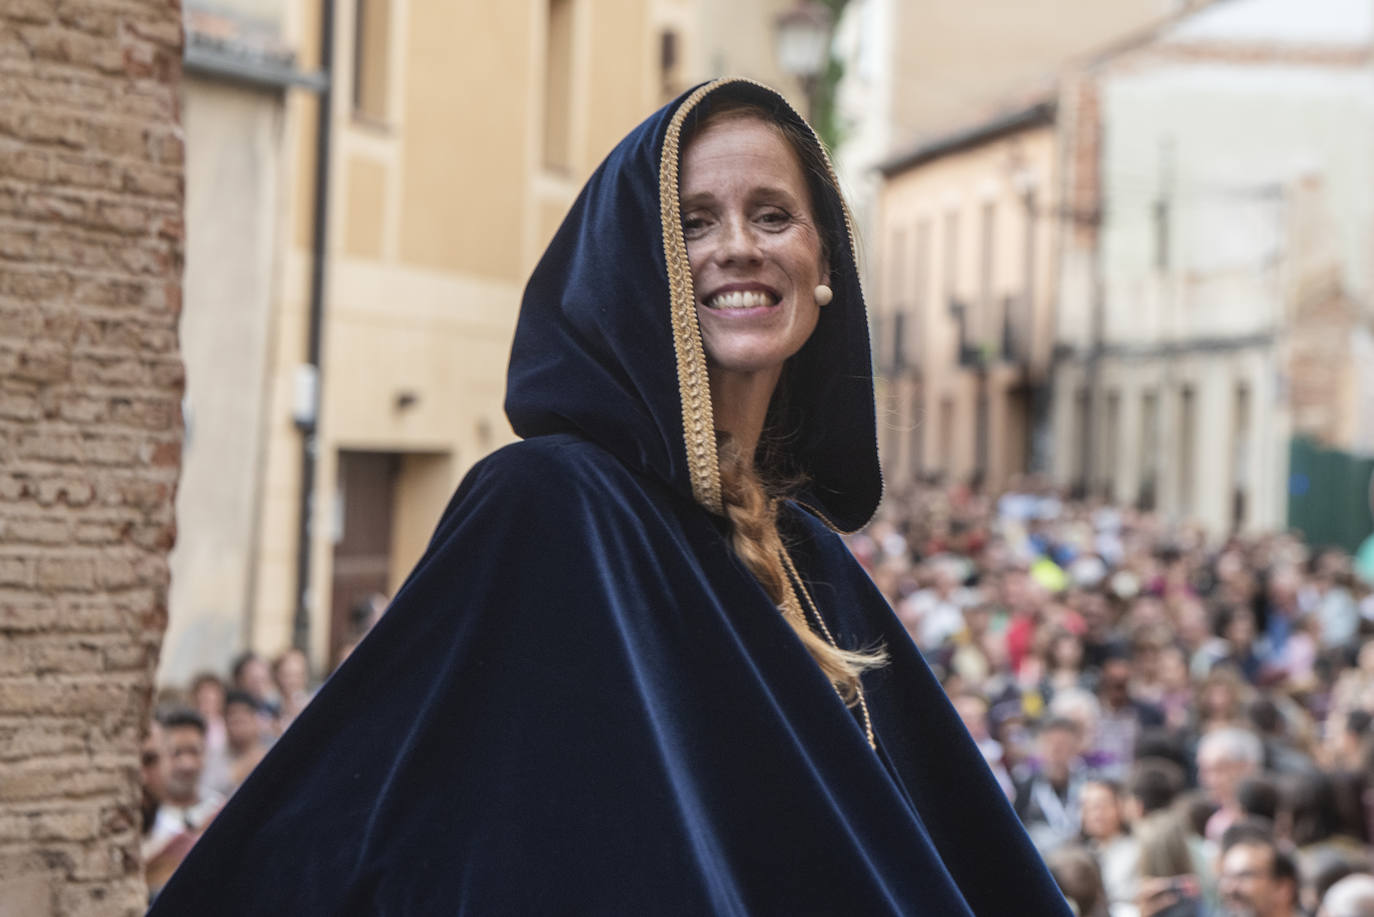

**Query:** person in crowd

left=1039, top=628, right=1095, bottom=707
left=230, top=650, right=280, bottom=723
left=1095, top=647, right=1166, bottom=777
left=1284, top=770, right=1371, bottom=901
left=1194, top=666, right=1251, bottom=733
left=1320, top=873, right=1374, bottom=917
left=898, top=557, right=973, bottom=651
left=1080, top=778, right=1140, bottom=911
left=1197, top=727, right=1266, bottom=842
left=1237, top=774, right=1282, bottom=824
left=212, top=690, right=271, bottom=797
left=140, top=719, right=166, bottom=838
left=952, top=690, right=1015, bottom=799
left=1134, top=810, right=1207, bottom=917
left=1247, top=696, right=1318, bottom=776
left=146, top=79, right=1072, bottom=914
left=141, top=708, right=223, bottom=900
left=1127, top=757, right=1186, bottom=819
left=1017, top=715, right=1090, bottom=852
left=1309, top=553, right=1361, bottom=652
left=189, top=671, right=229, bottom=796
left=1263, top=567, right=1305, bottom=662
left=1048, top=845, right=1113, bottom=917
left=1322, top=708, right=1371, bottom=771
left=1216, top=827, right=1301, bottom=917
left=1198, top=604, right=1267, bottom=684
left=271, top=647, right=313, bottom=732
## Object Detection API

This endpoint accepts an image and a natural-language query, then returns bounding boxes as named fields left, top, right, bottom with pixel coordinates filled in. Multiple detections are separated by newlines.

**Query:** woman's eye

left=682, top=215, right=710, bottom=237
left=758, top=209, right=791, bottom=227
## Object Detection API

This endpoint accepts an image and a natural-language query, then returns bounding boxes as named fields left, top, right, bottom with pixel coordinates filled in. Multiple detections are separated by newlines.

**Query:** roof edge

left=876, top=99, right=1057, bottom=177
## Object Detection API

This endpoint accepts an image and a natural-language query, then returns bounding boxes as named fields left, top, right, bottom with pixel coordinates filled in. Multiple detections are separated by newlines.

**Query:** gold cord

left=778, top=548, right=877, bottom=751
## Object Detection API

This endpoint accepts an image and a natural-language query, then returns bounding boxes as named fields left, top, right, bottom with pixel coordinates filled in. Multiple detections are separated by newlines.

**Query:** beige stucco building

left=164, top=0, right=822, bottom=684
left=840, top=0, right=1204, bottom=499
left=873, top=102, right=1060, bottom=493
left=1050, top=0, right=1374, bottom=535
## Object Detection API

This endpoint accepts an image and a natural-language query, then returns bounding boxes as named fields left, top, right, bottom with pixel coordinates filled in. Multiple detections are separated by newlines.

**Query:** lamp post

left=774, top=0, right=832, bottom=122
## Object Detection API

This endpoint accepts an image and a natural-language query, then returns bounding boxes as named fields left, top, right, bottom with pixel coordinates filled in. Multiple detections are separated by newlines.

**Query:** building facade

left=874, top=102, right=1059, bottom=493
left=164, top=2, right=296, bottom=686
left=1051, top=0, right=1374, bottom=535
left=840, top=0, right=1199, bottom=498
left=164, top=0, right=821, bottom=684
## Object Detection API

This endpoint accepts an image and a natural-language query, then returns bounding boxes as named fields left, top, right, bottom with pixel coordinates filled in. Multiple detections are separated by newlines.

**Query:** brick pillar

left=0, top=1, right=184, bottom=914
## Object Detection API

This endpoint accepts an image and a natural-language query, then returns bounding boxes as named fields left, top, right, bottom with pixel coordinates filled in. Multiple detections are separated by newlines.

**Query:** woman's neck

left=708, top=366, right=781, bottom=464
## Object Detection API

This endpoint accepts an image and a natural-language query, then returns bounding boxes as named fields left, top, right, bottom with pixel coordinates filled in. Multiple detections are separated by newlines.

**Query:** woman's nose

left=716, top=216, right=762, bottom=264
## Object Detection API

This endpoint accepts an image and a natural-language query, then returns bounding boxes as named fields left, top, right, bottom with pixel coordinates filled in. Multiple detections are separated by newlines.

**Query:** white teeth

left=707, top=290, right=772, bottom=309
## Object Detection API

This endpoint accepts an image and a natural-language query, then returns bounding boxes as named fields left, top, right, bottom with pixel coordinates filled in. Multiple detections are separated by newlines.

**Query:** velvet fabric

left=148, top=80, right=1071, bottom=915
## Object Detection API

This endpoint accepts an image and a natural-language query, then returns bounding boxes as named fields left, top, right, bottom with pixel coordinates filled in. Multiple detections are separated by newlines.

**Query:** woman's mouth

left=704, top=288, right=780, bottom=310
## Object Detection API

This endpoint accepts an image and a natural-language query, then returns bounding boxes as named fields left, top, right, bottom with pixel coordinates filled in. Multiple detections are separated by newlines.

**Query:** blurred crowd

left=139, top=589, right=393, bottom=897
left=138, top=647, right=319, bottom=897
left=848, top=477, right=1374, bottom=917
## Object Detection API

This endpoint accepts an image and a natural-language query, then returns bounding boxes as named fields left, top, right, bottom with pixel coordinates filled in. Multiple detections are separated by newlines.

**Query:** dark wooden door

left=330, top=451, right=399, bottom=663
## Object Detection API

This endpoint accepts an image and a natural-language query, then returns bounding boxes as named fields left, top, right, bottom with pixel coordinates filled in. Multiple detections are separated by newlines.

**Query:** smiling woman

left=146, top=79, right=1072, bottom=915
left=685, top=113, right=825, bottom=433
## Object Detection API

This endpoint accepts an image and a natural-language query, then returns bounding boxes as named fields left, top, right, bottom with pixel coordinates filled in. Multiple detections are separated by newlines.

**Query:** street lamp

left=774, top=0, right=832, bottom=121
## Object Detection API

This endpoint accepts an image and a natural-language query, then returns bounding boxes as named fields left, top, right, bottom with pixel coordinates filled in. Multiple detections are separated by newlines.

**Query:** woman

left=1133, top=810, right=1206, bottom=917
left=148, top=80, right=1069, bottom=915
left=1079, top=779, right=1141, bottom=912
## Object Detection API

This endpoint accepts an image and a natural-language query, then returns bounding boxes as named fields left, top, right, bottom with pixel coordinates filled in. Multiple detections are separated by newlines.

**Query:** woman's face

left=680, top=116, right=825, bottom=385
left=1079, top=783, right=1123, bottom=840
left=1050, top=632, right=1084, bottom=671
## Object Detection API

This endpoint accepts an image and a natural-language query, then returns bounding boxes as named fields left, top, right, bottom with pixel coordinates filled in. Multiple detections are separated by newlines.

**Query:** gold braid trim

left=779, top=547, right=877, bottom=751
left=660, top=80, right=724, bottom=514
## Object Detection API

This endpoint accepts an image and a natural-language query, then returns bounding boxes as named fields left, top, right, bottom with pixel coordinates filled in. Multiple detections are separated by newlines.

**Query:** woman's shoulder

left=438, top=434, right=677, bottom=540
left=463, top=434, right=641, bottom=498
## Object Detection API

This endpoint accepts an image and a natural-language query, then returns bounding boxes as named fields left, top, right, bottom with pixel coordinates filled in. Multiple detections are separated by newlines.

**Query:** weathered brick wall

left=0, top=1, right=184, bottom=914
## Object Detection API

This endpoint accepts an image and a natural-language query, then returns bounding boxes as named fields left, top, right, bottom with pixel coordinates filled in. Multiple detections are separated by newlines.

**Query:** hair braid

left=717, top=435, right=885, bottom=705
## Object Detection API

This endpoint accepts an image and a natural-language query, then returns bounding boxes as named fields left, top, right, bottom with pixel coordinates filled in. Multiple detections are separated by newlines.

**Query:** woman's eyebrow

left=680, top=185, right=799, bottom=207
left=679, top=190, right=716, bottom=209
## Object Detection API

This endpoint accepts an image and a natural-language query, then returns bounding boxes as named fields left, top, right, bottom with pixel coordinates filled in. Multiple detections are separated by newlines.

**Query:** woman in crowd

left=148, top=80, right=1069, bottom=914
left=1080, top=779, right=1141, bottom=911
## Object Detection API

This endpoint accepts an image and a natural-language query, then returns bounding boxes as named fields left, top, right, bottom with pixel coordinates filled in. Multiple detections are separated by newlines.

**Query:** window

left=1074, top=387, right=1090, bottom=495
left=939, top=396, right=955, bottom=475
left=543, top=0, right=575, bottom=171
left=888, top=228, right=907, bottom=312
left=1232, top=383, right=1250, bottom=529
left=1153, top=196, right=1170, bottom=271
left=1139, top=389, right=1159, bottom=509
left=910, top=389, right=924, bottom=476
left=1018, top=190, right=1036, bottom=360
left=979, top=201, right=995, bottom=348
left=1104, top=390, right=1120, bottom=502
left=942, top=210, right=959, bottom=306
left=912, top=219, right=930, bottom=370
left=659, top=30, right=681, bottom=100
left=886, top=227, right=907, bottom=374
left=353, top=0, right=391, bottom=122
left=1178, top=385, right=1195, bottom=516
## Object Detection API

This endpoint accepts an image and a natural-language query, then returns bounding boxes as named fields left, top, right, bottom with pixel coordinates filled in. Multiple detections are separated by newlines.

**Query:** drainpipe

left=293, top=0, right=335, bottom=654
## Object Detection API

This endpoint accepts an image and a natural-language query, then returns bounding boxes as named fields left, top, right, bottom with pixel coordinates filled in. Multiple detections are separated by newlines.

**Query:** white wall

left=163, top=78, right=286, bottom=685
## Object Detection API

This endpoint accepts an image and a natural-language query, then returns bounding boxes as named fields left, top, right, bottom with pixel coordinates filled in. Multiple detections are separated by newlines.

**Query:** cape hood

left=506, top=78, right=882, bottom=532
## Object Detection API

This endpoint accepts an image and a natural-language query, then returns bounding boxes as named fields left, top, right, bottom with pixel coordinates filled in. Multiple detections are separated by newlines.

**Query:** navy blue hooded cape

left=149, top=80, right=1071, bottom=915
